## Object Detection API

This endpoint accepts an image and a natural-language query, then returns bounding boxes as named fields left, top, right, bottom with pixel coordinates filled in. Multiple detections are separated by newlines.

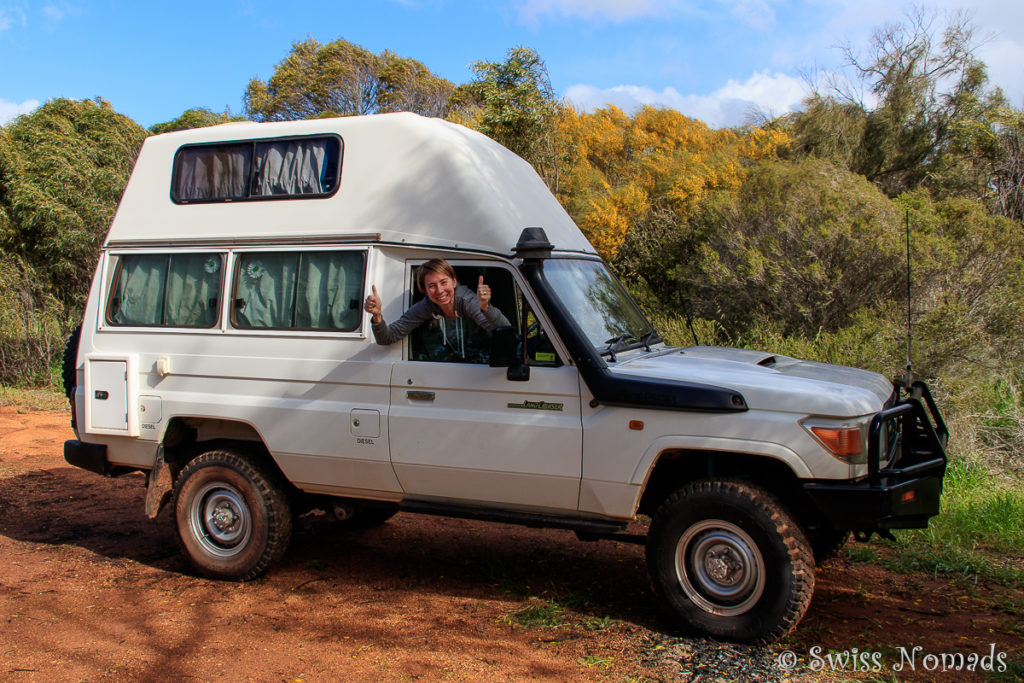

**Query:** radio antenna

left=904, top=209, right=913, bottom=389
left=681, top=295, right=699, bottom=347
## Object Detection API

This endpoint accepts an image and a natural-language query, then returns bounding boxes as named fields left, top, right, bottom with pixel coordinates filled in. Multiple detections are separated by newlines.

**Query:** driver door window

left=407, top=264, right=560, bottom=367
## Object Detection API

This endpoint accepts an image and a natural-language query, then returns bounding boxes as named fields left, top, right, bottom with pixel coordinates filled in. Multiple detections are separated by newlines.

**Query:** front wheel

left=173, top=449, right=292, bottom=581
left=646, top=479, right=814, bottom=643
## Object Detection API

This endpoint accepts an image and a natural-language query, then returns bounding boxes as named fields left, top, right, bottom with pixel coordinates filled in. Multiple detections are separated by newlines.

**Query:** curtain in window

left=110, top=254, right=167, bottom=325
left=163, top=255, right=221, bottom=326
left=235, top=253, right=299, bottom=328
left=173, top=145, right=251, bottom=201
left=234, top=251, right=363, bottom=330
left=110, top=253, right=220, bottom=327
left=296, top=252, right=363, bottom=329
left=252, top=140, right=329, bottom=196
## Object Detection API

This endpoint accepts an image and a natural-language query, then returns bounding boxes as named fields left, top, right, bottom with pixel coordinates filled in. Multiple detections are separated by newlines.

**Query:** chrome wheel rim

left=189, top=481, right=252, bottom=558
left=675, top=520, right=765, bottom=616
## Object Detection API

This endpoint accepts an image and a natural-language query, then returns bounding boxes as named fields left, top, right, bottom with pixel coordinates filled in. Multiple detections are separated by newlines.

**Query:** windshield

left=543, top=259, right=657, bottom=355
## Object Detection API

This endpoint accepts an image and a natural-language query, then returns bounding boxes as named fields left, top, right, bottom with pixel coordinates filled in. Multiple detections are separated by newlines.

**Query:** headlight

left=801, top=418, right=869, bottom=464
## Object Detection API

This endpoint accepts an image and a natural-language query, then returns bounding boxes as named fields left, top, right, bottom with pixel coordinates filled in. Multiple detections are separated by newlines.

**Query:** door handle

left=406, top=390, right=435, bottom=401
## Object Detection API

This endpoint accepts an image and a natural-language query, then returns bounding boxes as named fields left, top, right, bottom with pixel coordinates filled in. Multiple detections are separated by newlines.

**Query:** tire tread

left=172, top=449, right=292, bottom=581
left=646, top=478, right=814, bottom=643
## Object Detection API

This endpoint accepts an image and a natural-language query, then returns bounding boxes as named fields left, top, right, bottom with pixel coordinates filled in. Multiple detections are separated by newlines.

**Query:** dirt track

left=1, top=405, right=1021, bottom=681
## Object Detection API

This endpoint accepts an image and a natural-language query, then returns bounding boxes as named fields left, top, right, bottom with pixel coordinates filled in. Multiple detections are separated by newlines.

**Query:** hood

left=610, top=345, right=893, bottom=417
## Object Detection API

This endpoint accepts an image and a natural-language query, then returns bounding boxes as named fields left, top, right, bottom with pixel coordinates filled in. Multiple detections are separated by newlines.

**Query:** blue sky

left=1, top=1, right=1022, bottom=129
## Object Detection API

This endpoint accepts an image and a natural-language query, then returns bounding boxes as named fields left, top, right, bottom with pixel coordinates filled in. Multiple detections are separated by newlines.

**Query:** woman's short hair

left=415, top=258, right=457, bottom=293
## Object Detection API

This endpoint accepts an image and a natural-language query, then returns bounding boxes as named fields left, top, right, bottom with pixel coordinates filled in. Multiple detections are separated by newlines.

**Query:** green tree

left=897, top=191, right=1024, bottom=378
left=0, top=98, right=146, bottom=308
left=626, top=158, right=907, bottom=338
left=149, top=107, right=245, bottom=134
left=464, top=47, right=562, bottom=178
left=991, top=110, right=1024, bottom=224
left=0, top=253, right=66, bottom=384
left=377, top=52, right=456, bottom=117
left=244, top=38, right=455, bottom=121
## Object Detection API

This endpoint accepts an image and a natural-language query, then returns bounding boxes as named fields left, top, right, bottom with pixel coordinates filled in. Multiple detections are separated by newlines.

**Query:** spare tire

left=62, top=324, right=82, bottom=415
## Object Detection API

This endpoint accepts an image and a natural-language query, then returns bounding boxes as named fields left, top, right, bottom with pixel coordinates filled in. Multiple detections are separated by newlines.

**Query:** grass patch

left=578, top=654, right=615, bottom=669
left=583, top=615, right=621, bottom=631
left=897, top=458, right=1024, bottom=579
left=500, top=600, right=564, bottom=628
left=848, top=458, right=1024, bottom=585
left=0, top=384, right=67, bottom=412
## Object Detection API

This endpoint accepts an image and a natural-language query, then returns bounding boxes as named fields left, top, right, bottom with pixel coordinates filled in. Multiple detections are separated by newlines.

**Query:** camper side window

left=106, top=253, right=223, bottom=328
left=171, top=135, right=342, bottom=203
left=231, top=250, right=365, bottom=331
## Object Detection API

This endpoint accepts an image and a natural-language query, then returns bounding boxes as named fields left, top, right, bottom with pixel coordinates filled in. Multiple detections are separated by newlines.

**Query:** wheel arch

left=634, top=445, right=817, bottom=528
left=158, top=416, right=289, bottom=487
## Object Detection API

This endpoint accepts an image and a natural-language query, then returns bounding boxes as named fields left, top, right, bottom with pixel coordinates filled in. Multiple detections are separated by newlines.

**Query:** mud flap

left=144, top=445, right=173, bottom=519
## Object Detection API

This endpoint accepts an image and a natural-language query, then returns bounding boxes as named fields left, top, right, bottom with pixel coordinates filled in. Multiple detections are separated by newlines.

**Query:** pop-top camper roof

left=105, top=112, right=595, bottom=256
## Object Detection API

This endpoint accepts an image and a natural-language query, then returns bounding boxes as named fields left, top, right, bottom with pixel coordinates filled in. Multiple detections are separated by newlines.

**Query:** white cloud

left=729, top=0, right=775, bottom=31
left=41, top=2, right=84, bottom=30
left=0, top=98, right=40, bottom=125
left=565, top=70, right=807, bottom=128
left=0, top=7, right=27, bottom=34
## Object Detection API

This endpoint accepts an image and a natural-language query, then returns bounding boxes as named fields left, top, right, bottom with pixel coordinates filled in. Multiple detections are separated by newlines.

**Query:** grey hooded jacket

left=371, top=284, right=511, bottom=345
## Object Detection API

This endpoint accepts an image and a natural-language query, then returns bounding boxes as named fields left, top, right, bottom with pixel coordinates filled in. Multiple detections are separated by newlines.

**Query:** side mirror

left=489, top=326, right=530, bottom=381
left=489, top=326, right=516, bottom=368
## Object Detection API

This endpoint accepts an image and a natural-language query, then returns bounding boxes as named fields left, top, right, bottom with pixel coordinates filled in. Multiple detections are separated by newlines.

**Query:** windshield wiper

left=642, top=327, right=661, bottom=351
left=602, top=333, right=635, bottom=362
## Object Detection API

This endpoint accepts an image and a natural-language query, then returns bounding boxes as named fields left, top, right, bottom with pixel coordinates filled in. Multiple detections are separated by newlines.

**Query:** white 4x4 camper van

left=63, top=113, right=947, bottom=643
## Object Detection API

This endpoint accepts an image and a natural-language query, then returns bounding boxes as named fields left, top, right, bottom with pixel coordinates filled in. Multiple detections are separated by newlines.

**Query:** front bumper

left=803, top=381, right=948, bottom=531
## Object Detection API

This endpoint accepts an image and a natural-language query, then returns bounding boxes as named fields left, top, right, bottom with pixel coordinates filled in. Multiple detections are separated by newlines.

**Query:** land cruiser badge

left=506, top=400, right=563, bottom=411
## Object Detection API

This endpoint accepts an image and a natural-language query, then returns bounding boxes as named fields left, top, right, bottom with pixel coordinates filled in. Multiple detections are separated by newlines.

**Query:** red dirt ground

left=1, top=405, right=1021, bottom=681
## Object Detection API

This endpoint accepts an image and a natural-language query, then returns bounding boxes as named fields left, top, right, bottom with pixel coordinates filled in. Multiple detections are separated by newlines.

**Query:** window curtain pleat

left=236, top=254, right=298, bottom=328
left=164, top=255, right=220, bottom=326
left=296, top=252, right=361, bottom=329
left=253, top=141, right=328, bottom=196
left=174, top=146, right=251, bottom=201
left=111, top=253, right=219, bottom=327
left=112, top=254, right=168, bottom=325
left=237, top=251, right=361, bottom=330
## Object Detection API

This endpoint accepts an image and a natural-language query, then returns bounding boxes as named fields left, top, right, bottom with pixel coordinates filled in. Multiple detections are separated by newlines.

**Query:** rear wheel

left=173, top=449, right=292, bottom=580
left=646, top=479, right=814, bottom=643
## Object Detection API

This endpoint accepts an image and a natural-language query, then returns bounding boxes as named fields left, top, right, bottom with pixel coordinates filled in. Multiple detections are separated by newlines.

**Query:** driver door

left=387, top=261, right=583, bottom=513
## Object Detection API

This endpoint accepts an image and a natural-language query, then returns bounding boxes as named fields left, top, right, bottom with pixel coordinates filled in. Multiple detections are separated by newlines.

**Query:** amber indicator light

left=810, top=426, right=862, bottom=456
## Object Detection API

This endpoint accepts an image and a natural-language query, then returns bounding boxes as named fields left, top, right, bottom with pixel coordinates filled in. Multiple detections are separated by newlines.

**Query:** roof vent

left=514, top=227, right=554, bottom=260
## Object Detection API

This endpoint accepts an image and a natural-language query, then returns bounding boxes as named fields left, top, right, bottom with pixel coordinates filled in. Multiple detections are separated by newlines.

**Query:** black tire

left=809, top=528, right=849, bottom=564
left=61, top=325, right=82, bottom=429
left=172, top=449, right=292, bottom=581
left=61, top=324, right=82, bottom=400
left=646, top=479, right=815, bottom=644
